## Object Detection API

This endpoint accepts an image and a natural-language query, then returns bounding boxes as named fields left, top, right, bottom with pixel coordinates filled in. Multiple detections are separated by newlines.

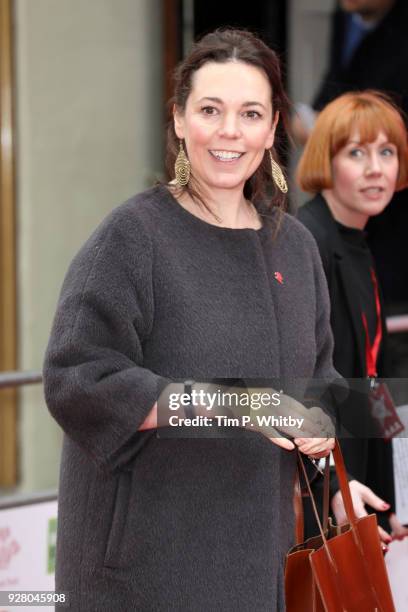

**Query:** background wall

left=288, top=0, right=335, bottom=208
left=14, top=0, right=163, bottom=492
left=288, top=0, right=334, bottom=105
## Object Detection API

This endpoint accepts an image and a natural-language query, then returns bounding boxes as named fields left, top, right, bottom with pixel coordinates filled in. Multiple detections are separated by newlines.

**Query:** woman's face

left=340, top=0, right=394, bottom=19
left=174, top=61, right=277, bottom=197
left=323, top=130, right=399, bottom=229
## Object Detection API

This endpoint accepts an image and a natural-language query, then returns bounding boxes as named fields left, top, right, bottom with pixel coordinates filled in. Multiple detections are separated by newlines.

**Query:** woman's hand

left=388, top=512, right=408, bottom=541
left=246, top=393, right=335, bottom=453
left=267, top=435, right=296, bottom=451
left=331, top=480, right=392, bottom=546
left=293, top=436, right=335, bottom=458
left=265, top=435, right=335, bottom=454
left=261, top=398, right=335, bottom=454
left=139, top=403, right=158, bottom=430
left=248, top=392, right=335, bottom=439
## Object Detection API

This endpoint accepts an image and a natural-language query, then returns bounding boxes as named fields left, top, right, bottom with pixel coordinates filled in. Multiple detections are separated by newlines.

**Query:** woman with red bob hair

left=297, top=90, right=408, bottom=542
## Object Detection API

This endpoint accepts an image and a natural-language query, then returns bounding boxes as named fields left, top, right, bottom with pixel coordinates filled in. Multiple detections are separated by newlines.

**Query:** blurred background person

left=293, top=0, right=407, bottom=142
left=292, top=0, right=408, bottom=347
left=297, top=90, right=408, bottom=541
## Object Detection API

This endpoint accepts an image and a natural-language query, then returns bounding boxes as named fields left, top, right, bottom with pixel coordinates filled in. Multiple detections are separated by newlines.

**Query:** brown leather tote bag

left=285, top=440, right=395, bottom=612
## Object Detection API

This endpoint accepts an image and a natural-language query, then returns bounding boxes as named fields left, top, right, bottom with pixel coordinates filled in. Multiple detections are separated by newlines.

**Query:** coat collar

left=306, top=194, right=348, bottom=259
left=307, top=194, right=368, bottom=372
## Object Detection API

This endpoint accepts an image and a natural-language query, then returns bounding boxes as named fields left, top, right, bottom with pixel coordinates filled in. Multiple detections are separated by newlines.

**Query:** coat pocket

left=103, top=470, right=132, bottom=568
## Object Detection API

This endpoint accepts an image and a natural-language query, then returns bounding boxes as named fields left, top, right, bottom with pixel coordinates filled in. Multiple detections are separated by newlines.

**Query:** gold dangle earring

left=269, top=150, right=288, bottom=193
left=174, top=140, right=191, bottom=187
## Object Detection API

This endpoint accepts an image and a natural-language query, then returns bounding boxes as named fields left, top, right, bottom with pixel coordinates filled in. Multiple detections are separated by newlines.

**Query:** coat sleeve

left=307, top=239, right=355, bottom=498
left=306, top=236, right=351, bottom=435
left=43, top=208, right=170, bottom=471
left=310, top=237, right=338, bottom=381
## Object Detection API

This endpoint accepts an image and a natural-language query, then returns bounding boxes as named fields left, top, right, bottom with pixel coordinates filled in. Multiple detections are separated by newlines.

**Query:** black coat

left=298, top=195, right=388, bottom=378
left=297, top=195, right=395, bottom=530
left=312, top=0, right=408, bottom=302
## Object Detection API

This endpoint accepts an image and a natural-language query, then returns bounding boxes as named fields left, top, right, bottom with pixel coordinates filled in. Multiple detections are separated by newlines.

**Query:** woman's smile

left=209, top=149, right=245, bottom=162
left=174, top=61, right=277, bottom=197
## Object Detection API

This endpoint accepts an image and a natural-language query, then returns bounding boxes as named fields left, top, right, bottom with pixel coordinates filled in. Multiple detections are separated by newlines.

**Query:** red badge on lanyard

left=364, top=268, right=404, bottom=440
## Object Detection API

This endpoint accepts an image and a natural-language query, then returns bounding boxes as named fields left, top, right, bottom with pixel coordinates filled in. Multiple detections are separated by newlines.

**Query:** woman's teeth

left=210, top=150, right=243, bottom=161
left=362, top=187, right=383, bottom=193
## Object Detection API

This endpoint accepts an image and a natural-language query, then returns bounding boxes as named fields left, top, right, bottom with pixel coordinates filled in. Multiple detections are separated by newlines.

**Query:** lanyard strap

left=361, top=267, right=382, bottom=378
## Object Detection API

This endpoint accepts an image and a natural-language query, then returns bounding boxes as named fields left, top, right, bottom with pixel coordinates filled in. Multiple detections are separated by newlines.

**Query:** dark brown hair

left=166, top=28, right=290, bottom=216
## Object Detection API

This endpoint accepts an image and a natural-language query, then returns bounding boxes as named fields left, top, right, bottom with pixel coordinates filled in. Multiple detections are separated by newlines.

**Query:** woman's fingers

left=307, top=449, right=331, bottom=459
left=304, top=406, right=335, bottom=438
left=377, top=525, right=392, bottom=546
left=294, top=437, right=335, bottom=456
left=331, top=489, right=349, bottom=525
left=357, top=483, right=390, bottom=512
left=267, top=433, right=295, bottom=450
left=270, top=437, right=296, bottom=450
left=389, top=513, right=408, bottom=541
left=276, top=398, right=333, bottom=436
left=331, top=481, right=393, bottom=546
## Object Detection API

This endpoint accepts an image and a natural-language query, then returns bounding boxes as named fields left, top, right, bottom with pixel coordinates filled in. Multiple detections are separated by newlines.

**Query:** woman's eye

left=381, top=147, right=396, bottom=156
left=201, top=106, right=218, bottom=116
left=349, top=148, right=364, bottom=157
left=243, top=110, right=262, bottom=119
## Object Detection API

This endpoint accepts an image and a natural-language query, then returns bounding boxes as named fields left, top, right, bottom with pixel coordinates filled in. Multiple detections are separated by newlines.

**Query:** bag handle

left=296, top=441, right=354, bottom=564
left=294, top=454, right=330, bottom=545
left=297, top=451, right=337, bottom=567
left=332, top=440, right=357, bottom=524
left=322, top=455, right=331, bottom=532
left=297, top=440, right=357, bottom=532
left=293, top=471, right=304, bottom=544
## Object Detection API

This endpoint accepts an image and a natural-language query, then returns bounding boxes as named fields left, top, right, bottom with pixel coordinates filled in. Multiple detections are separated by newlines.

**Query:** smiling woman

left=43, top=28, right=338, bottom=611
left=172, top=61, right=277, bottom=220
left=166, top=28, right=290, bottom=225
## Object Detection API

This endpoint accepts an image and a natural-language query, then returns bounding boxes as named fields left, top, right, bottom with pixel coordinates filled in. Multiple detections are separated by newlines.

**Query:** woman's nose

left=218, top=113, right=241, bottom=138
left=365, top=153, right=382, bottom=175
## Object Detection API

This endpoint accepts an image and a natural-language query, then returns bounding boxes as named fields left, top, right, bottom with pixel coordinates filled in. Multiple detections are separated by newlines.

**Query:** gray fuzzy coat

left=43, top=185, right=337, bottom=611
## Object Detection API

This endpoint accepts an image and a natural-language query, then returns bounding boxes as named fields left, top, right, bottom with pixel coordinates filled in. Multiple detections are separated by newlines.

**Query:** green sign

left=47, top=517, right=57, bottom=574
